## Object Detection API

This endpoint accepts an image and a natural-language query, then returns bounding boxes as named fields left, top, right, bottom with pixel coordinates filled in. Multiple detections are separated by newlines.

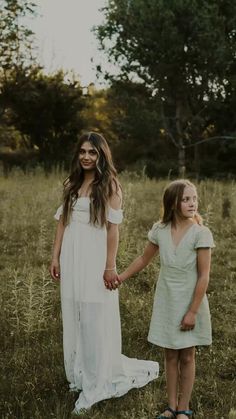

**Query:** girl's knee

left=179, top=347, right=195, bottom=365
left=164, top=348, right=179, bottom=363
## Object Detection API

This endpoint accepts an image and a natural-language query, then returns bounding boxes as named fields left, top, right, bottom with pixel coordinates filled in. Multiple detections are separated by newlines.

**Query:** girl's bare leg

left=177, top=346, right=195, bottom=417
left=160, top=348, right=179, bottom=417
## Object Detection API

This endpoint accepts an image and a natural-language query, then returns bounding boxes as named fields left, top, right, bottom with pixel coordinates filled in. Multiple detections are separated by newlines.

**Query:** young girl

left=116, top=179, right=214, bottom=419
left=50, top=132, right=159, bottom=415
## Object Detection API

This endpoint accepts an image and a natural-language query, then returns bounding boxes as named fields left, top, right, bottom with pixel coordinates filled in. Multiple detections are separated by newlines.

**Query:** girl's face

left=78, top=141, right=98, bottom=171
left=179, top=186, right=198, bottom=219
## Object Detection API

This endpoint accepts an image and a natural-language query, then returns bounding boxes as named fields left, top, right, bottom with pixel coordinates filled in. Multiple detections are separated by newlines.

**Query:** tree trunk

left=176, top=99, right=186, bottom=177
left=178, top=145, right=186, bottom=178
left=194, top=143, right=200, bottom=180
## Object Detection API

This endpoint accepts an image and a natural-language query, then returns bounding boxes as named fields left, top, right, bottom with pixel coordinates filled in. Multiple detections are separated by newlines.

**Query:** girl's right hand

left=50, top=259, right=60, bottom=281
left=180, top=310, right=196, bottom=331
left=117, top=274, right=124, bottom=284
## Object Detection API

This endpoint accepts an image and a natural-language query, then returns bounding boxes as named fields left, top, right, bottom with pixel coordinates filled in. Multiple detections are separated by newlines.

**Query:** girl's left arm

left=181, top=248, right=212, bottom=330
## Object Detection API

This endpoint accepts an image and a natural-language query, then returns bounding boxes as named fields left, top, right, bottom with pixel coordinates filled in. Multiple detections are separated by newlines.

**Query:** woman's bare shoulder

left=109, top=180, right=122, bottom=210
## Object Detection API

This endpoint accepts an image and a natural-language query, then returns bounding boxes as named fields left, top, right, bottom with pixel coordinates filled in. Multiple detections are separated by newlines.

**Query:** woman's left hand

left=103, top=270, right=120, bottom=290
left=180, top=310, right=196, bottom=331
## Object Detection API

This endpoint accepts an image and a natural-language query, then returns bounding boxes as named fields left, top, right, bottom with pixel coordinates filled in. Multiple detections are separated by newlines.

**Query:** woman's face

left=78, top=141, right=98, bottom=171
left=179, top=186, right=198, bottom=219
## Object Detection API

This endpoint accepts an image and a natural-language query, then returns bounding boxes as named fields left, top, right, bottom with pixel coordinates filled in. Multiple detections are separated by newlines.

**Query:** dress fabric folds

left=54, top=198, right=159, bottom=414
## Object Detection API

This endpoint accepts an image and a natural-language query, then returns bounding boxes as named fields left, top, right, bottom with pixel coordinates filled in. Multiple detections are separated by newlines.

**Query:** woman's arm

left=104, top=223, right=119, bottom=290
left=181, top=248, right=211, bottom=330
left=50, top=217, right=66, bottom=281
left=103, top=186, right=122, bottom=290
left=119, top=242, right=159, bottom=283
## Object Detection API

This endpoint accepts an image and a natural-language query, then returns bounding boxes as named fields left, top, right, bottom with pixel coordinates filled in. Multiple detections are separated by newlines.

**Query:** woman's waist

left=70, top=212, right=90, bottom=223
left=69, top=212, right=105, bottom=229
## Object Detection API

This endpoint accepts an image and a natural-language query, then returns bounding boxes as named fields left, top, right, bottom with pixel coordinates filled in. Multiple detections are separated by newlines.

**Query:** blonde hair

left=161, top=179, right=202, bottom=225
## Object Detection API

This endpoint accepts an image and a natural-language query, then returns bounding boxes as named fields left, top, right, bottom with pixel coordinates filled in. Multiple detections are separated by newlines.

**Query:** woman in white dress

left=50, top=132, right=159, bottom=415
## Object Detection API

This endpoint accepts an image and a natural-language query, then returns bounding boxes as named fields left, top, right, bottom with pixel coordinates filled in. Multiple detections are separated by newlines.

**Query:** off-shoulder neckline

left=75, top=197, right=122, bottom=212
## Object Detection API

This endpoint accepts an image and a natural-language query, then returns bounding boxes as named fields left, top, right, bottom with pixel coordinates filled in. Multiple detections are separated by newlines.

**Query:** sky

left=28, top=0, right=108, bottom=86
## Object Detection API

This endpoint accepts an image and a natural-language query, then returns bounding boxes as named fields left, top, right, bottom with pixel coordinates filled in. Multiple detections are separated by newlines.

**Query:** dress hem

left=147, top=337, right=212, bottom=349
left=71, top=366, right=159, bottom=414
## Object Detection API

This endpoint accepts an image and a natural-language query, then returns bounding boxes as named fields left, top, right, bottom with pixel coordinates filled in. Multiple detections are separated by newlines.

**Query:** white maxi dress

left=54, top=197, right=159, bottom=414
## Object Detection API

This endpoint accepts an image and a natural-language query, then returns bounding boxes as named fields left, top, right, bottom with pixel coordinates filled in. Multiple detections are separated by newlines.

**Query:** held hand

left=49, top=259, right=61, bottom=281
left=180, top=310, right=196, bottom=331
left=103, top=270, right=120, bottom=291
left=117, top=273, right=124, bottom=284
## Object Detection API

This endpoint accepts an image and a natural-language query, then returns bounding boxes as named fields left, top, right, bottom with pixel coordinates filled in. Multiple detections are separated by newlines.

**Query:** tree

left=0, top=0, right=36, bottom=73
left=3, top=69, right=86, bottom=169
left=104, top=80, right=177, bottom=174
left=81, top=81, right=175, bottom=174
left=82, top=83, right=115, bottom=140
left=0, top=0, right=37, bottom=147
left=95, top=0, right=236, bottom=175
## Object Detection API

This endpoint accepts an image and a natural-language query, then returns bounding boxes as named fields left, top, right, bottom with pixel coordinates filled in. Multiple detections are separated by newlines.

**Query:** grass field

left=0, top=169, right=236, bottom=419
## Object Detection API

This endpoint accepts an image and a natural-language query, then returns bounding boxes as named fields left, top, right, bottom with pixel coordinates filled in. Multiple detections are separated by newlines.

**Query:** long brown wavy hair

left=61, top=132, right=120, bottom=226
left=161, top=179, right=202, bottom=226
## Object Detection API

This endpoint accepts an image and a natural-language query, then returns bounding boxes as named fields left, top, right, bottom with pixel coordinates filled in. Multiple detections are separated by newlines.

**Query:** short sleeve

left=54, top=205, right=63, bottom=220
left=107, top=207, right=123, bottom=224
left=194, top=226, right=215, bottom=249
left=148, top=223, right=159, bottom=246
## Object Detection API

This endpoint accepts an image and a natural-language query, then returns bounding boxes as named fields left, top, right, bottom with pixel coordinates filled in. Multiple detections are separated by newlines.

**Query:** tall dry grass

left=0, top=169, right=235, bottom=419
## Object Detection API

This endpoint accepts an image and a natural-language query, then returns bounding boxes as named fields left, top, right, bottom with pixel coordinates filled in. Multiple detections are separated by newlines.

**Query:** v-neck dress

left=54, top=198, right=159, bottom=414
left=147, top=222, right=215, bottom=349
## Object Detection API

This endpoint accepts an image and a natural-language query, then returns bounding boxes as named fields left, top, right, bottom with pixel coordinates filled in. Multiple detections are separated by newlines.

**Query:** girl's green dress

left=148, top=222, right=215, bottom=349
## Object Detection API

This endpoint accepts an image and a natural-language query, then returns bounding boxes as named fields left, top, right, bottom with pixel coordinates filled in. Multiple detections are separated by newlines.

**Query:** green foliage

left=2, top=69, right=86, bottom=169
left=0, top=0, right=36, bottom=72
left=0, top=0, right=37, bottom=129
left=95, top=1, right=236, bottom=173
left=106, top=80, right=163, bottom=169
left=81, top=85, right=116, bottom=143
left=97, top=0, right=236, bottom=93
left=83, top=82, right=236, bottom=178
left=0, top=170, right=236, bottom=418
left=83, top=81, right=178, bottom=175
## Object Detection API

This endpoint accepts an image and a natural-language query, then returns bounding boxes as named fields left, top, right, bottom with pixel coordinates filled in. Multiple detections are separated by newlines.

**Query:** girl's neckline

left=169, top=222, right=196, bottom=250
